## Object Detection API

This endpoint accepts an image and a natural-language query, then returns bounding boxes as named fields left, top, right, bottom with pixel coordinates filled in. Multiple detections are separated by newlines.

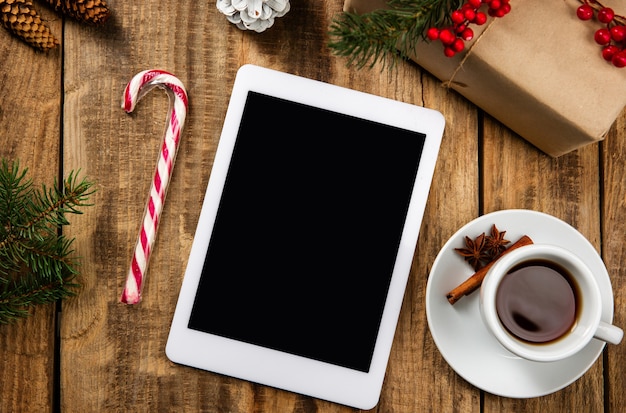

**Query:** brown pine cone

left=43, top=0, right=110, bottom=25
left=0, top=0, right=59, bottom=51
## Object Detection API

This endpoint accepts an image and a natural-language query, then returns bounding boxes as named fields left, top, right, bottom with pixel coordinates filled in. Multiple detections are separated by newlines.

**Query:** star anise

left=454, top=232, right=490, bottom=271
left=483, top=224, right=510, bottom=260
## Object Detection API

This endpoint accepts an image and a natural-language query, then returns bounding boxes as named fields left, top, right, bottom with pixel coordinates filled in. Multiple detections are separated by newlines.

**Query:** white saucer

left=425, top=209, right=615, bottom=398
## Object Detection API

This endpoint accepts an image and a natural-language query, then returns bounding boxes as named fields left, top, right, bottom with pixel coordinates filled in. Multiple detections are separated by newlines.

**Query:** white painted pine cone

left=216, top=0, right=290, bottom=33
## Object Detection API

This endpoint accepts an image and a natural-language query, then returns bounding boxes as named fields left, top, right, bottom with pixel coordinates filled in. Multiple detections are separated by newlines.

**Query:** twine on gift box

left=442, top=18, right=500, bottom=89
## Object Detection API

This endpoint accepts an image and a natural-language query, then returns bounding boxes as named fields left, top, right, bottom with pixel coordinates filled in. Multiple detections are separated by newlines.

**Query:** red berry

left=460, top=4, right=474, bottom=14
left=499, top=3, right=511, bottom=15
left=452, top=38, right=465, bottom=52
left=461, top=27, right=474, bottom=41
left=489, top=0, right=501, bottom=9
left=598, top=7, right=615, bottom=24
left=464, top=8, right=476, bottom=21
left=439, top=29, right=456, bottom=45
left=444, top=47, right=456, bottom=57
left=426, top=27, right=440, bottom=41
left=576, top=5, right=594, bottom=21
left=451, top=10, right=465, bottom=24
left=595, top=28, right=611, bottom=45
left=490, top=7, right=506, bottom=18
left=488, top=7, right=507, bottom=18
left=474, top=12, right=487, bottom=25
left=468, top=0, right=482, bottom=8
left=612, top=51, right=626, bottom=67
left=602, top=45, right=620, bottom=61
left=455, top=23, right=467, bottom=34
left=610, top=25, right=626, bottom=42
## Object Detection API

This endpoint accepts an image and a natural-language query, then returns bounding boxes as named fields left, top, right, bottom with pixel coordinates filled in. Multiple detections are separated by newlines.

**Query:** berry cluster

left=577, top=0, right=626, bottom=67
left=426, top=0, right=511, bottom=57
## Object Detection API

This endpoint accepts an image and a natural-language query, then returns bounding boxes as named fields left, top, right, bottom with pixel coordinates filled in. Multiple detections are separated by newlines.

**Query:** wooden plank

left=481, top=116, right=604, bottom=412
left=0, top=5, right=62, bottom=412
left=60, top=0, right=230, bottom=410
left=376, top=70, right=481, bottom=412
left=601, top=107, right=626, bottom=413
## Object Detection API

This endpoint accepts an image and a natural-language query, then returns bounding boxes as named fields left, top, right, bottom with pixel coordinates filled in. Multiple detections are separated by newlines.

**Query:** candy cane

left=120, top=69, right=189, bottom=305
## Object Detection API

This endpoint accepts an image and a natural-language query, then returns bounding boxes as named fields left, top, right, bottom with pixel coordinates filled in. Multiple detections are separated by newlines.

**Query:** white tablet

left=166, top=64, right=445, bottom=409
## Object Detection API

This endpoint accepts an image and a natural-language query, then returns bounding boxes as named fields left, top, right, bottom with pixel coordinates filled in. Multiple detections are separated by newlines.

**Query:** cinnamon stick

left=446, top=235, right=533, bottom=305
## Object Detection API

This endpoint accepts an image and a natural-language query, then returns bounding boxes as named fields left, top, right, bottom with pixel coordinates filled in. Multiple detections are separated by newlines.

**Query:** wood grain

left=602, top=107, right=626, bottom=413
left=0, top=0, right=625, bottom=412
left=384, top=64, right=482, bottom=413
left=0, top=5, right=61, bottom=413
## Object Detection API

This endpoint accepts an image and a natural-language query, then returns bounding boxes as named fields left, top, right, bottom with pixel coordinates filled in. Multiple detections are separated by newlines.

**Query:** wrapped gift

left=342, top=0, right=626, bottom=157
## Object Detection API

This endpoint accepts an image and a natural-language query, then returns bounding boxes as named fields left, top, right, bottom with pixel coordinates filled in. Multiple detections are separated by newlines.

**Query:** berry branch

left=426, top=0, right=511, bottom=57
left=576, top=0, right=626, bottom=67
left=328, top=0, right=466, bottom=69
left=329, top=0, right=511, bottom=68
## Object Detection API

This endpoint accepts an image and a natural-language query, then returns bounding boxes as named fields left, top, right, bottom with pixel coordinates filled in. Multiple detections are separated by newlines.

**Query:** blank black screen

left=188, top=91, right=426, bottom=372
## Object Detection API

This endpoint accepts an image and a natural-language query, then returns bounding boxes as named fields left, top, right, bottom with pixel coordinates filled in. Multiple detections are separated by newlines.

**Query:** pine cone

left=0, top=0, right=58, bottom=51
left=42, top=0, right=110, bottom=25
left=217, top=0, right=290, bottom=33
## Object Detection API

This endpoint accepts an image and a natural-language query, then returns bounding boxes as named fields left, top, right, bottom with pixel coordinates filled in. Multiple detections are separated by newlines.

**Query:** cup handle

left=594, top=321, right=624, bottom=345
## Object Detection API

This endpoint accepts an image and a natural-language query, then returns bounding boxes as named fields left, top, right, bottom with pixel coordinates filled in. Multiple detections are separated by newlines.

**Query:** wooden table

left=1, top=1, right=624, bottom=411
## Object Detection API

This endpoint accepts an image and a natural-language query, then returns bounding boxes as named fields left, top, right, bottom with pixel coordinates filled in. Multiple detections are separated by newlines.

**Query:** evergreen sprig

left=328, top=0, right=464, bottom=69
left=0, top=159, right=95, bottom=324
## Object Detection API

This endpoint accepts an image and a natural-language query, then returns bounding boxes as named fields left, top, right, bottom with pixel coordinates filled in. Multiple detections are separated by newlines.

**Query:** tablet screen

left=188, top=91, right=426, bottom=372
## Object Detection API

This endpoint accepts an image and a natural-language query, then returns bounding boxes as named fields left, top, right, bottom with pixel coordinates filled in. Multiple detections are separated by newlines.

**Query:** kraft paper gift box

left=342, top=0, right=626, bottom=157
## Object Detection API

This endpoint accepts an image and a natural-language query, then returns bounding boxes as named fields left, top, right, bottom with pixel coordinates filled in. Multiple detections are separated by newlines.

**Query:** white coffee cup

left=480, top=244, right=623, bottom=362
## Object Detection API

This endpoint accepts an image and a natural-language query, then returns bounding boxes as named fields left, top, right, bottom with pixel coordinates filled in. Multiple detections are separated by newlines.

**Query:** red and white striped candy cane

left=120, top=69, right=188, bottom=304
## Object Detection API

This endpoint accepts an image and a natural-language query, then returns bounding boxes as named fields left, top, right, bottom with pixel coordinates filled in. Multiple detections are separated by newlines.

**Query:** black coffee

left=495, top=259, right=579, bottom=343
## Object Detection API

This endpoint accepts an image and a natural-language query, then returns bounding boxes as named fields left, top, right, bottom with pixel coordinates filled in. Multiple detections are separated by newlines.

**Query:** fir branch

left=328, top=0, right=464, bottom=69
left=20, top=169, right=95, bottom=240
left=0, top=160, right=33, bottom=238
left=0, top=272, right=78, bottom=324
left=0, top=159, right=95, bottom=323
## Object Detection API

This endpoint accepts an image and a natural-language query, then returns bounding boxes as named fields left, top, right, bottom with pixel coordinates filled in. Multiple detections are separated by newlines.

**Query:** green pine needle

left=328, top=0, right=464, bottom=69
left=0, top=159, right=95, bottom=324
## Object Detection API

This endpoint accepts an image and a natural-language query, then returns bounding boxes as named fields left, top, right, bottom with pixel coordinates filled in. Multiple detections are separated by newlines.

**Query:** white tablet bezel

left=166, top=64, right=445, bottom=409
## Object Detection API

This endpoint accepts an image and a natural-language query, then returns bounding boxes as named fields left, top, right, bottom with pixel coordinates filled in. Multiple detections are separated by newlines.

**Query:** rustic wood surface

left=1, top=1, right=624, bottom=412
